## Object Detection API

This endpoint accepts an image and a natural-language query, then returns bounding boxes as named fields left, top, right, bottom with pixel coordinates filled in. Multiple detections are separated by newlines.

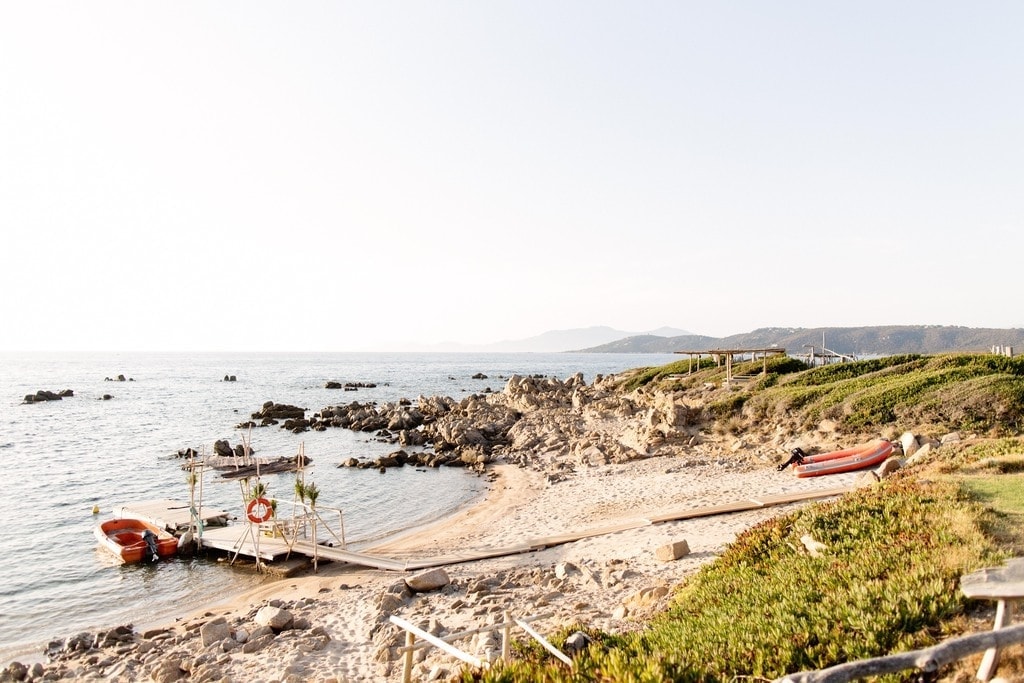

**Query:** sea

left=0, top=351, right=679, bottom=663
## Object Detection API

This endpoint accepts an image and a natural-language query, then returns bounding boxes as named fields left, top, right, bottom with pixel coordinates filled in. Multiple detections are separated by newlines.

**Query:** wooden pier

left=195, top=486, right=852, bottom=573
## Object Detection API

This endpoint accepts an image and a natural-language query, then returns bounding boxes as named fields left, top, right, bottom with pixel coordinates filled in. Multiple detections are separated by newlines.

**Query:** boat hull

left=793, top=440, right=894, bottom=478
left=95, top=518, right=178, bottom=563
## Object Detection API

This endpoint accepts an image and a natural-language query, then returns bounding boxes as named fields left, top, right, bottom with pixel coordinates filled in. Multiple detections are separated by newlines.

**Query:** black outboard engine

left=777, top=447, right=807, bottom=471
left=142, top=530, right=159, bottom=561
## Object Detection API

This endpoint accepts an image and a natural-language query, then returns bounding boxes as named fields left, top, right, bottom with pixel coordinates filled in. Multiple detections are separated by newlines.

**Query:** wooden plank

left=113, top=499, right=231, bottom=532
left=775, top=623, right=1024, bottom=683
left=289, top=540, right=409, bottom=572
left=515, top=618, right=572, bottom=667
left=196, top=488, right=853, bottom=573
left=390, top=616, right=485, bottom=669
left=199, top=525, right=292, bottom=561
left=646, top=487, right=849, bottom=525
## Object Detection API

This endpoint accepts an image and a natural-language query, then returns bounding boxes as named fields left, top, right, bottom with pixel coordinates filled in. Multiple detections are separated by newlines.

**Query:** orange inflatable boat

left=785, top=439, right=894, bottom=478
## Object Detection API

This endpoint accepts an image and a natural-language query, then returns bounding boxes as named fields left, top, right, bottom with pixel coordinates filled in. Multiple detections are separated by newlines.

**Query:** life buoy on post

left=246, top=497, right=272, bottom=524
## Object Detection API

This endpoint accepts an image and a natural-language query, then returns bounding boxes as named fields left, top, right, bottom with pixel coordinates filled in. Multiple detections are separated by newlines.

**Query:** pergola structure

left=674, top=348, right=788, bottom=384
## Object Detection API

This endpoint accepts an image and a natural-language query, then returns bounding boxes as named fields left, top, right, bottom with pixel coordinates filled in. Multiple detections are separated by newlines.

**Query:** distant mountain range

left=575, top=326, right=1024, bottom=356
left=422, top=326, right=693, bottom=353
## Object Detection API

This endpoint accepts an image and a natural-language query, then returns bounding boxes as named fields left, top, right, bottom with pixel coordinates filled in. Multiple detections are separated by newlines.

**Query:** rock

left=241, top=634, right=275, bottom=654
left=854, top=470, right=880, bottom=488
left=254, top=605, right=293, bottom=631
left=200, top=618, right=231, bottom=647
left=940, top=431, right=962, bottom=444
left=899, top=431, right=920, bottom=458
left=406, top=568, right=451, bottom=593
left=377, top=593, right=406, bottom=616
left=563, top=631, right=592, bottom=656
left=2, top=662, right=28, bottom=681
left=800, top=534, right=828, bottom=557
left=554, top=562, right=579, bottom=579
left=876, top=456, right=902, bottom=479
left=148, top=658, right=185, bottom=682
left=905, top=442, right=933, bottom=467
left=655, top=540, right=690, bottom=562
left=252, top=402, right=306, bottom=421
left=24, top=389, right=71, bottom=403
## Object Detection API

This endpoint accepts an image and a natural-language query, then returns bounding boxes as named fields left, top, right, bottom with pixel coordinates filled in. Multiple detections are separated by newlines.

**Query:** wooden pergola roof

left=674, top=347, right=787, bottom=382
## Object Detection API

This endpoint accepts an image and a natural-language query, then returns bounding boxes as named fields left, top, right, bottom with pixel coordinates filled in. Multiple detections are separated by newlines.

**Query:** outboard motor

left=777, top=447, right=807, bottom=471
left=142, top=530, right=159, bottom=561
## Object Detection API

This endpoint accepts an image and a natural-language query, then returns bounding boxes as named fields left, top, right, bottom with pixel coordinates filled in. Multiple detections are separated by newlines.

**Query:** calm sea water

left=0, top=351, right=677, bottom=663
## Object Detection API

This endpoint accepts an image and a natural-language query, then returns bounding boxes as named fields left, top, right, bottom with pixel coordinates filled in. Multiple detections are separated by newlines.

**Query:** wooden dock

left=113, top=499, right=231, bottom=533
left=196, top=486, right=851, bottom=572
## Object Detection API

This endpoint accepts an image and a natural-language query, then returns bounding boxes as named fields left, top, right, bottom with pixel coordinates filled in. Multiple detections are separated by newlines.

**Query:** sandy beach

left=27, top=450, right=864, bottom=682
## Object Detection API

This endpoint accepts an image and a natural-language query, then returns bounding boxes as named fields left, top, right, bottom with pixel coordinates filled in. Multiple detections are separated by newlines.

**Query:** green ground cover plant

left=468, top=479, right=1003, bottom=683
left=702, top=354, right=1024, bottom=435
left=461, top=353, right=1024, bottom=683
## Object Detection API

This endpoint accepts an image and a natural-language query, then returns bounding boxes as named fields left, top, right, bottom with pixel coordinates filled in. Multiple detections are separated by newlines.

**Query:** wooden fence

left=775, top=623, right=1024, bottom=682
left=389, top=612, right=568, bottom=682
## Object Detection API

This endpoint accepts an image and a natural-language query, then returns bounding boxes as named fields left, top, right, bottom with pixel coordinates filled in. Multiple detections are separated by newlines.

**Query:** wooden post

left=977, top=599, right=1016, bottom=682
left=502, top=610, right=511, bottom=662
left=402, top=630, right=415, bottom=683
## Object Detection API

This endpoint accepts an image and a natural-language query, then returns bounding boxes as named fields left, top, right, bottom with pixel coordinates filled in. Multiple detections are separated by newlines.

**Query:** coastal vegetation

left=469, top=354, right=1024, bottom=682
left=630, top=353, right=1024, bottom=437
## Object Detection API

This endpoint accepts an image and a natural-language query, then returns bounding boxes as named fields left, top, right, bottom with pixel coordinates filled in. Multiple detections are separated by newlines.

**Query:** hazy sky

left=1, top=2, right=1021, bottom=352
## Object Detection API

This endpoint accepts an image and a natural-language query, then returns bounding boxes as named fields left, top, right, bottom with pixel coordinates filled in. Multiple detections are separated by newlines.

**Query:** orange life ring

left=246, top=497, right=272, bottom=523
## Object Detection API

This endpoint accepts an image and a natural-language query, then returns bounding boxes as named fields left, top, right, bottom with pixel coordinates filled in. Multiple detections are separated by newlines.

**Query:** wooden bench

left=960, top=557, right=1024, bottom=681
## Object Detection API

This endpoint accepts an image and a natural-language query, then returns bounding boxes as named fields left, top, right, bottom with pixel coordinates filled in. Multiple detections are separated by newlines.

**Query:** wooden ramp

left=197, top=486, right=851, bottom=573
left=113, top=499, right=231, bottom=533
left=199, top=525, right=410, bottom=571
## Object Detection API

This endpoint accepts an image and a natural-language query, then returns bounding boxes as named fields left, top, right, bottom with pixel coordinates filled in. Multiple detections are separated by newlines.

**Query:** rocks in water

left=213, top=439, right=253, bottom=458
left=23, top=389, right=73, bottom=403
left=223, top=375, right=237, bottom=382
left=173, top=446, right=200, bottom=459
left=326, top=380, right=378, bottom=390
left=103, top=374, right=132, bottom=381
left=250, top=401, right=306, bottom=425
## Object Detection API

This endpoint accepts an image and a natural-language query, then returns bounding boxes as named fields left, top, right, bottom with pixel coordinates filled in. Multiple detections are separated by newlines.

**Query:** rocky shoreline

left=3, top=368, right=929, bottom=682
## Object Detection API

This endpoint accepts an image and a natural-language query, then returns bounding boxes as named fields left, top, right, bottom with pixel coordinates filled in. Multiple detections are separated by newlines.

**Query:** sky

left=1, top=2, right=1022, bottom=352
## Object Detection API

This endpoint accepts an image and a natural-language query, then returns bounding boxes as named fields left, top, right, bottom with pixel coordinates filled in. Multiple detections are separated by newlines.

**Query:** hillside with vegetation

left=466, top=353, right=1024, bottom=682
left=581, top=325, right=1024, bottom=356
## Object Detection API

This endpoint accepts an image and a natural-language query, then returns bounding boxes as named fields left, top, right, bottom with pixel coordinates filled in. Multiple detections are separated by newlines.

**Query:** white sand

left=157, top=455, right=860, bottom=682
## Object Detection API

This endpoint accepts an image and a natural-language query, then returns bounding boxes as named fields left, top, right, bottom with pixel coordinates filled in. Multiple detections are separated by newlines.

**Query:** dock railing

left=252, top=497, right=347, bottom=571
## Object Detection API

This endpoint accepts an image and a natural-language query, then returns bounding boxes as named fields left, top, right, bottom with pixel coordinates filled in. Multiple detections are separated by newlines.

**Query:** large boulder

left=254, top=605, right=293, bottom=631
left=405, top=568, right=451, bottom=593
